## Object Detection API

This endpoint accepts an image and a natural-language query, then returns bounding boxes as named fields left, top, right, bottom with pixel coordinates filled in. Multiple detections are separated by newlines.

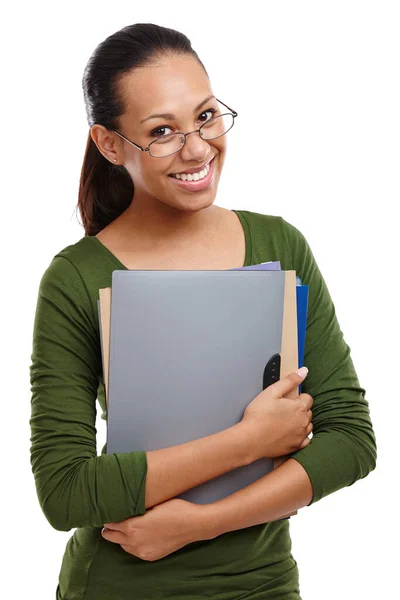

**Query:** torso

left=95, top=207, right=247, bottom=270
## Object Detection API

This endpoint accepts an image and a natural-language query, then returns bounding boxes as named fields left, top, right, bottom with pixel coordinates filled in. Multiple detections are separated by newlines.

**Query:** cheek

left=211, top=137, right=227, bottom=158
left=131, top=155, right=169, bottom=189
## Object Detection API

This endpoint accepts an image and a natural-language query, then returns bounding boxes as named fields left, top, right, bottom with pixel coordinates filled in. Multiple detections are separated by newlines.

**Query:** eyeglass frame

left=110, top=98, right=238, bottom=158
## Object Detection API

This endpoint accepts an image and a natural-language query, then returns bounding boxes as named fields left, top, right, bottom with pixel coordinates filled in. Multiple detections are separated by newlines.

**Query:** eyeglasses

left=111, top=99, right=238, bottom=158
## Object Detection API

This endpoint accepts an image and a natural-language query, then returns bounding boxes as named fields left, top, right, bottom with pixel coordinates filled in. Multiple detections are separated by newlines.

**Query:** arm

left=29, top=256, right=253, bottom=532
left=200, top=458, right=311, bottom=538
left=280, top=218, right=377, bottom=504
left=145, top=368, right=311, bottom=509
left=145, top=424, right=251, bottom=509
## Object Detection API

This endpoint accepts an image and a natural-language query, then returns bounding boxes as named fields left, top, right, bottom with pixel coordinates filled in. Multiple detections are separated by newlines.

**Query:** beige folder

left=99, top=270, right=299, bottom=515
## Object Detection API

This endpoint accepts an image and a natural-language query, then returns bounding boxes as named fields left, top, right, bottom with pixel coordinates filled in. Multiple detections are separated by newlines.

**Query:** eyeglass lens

left=149, top=113, right=234, bottom=157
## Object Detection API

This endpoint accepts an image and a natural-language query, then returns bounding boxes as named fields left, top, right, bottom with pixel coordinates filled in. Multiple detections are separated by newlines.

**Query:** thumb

left=271, top=366, right=308, bottom=398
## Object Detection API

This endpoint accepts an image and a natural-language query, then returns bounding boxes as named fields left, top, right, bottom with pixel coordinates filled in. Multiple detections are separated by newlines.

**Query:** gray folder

left=105, top=269, right=294, bottom=504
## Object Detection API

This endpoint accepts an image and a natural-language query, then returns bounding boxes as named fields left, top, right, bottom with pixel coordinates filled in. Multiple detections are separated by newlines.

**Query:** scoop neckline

left=86, top=209, right=253, bottom=269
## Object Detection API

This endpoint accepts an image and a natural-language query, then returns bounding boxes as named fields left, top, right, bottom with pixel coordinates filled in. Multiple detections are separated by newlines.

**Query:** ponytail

left=77, top=133, right=133, bottom=236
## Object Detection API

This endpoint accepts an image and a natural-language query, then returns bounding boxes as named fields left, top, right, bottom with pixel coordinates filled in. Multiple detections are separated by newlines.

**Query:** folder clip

left=263, top=353, right=281, bottom=390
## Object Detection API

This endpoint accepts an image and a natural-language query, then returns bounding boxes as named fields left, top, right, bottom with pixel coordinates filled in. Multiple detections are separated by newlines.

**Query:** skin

left=91, top=53, right=313, bottom=561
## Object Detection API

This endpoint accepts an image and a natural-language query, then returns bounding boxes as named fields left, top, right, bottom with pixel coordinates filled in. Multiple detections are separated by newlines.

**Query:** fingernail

left=297, top=366, right=308, bottom=377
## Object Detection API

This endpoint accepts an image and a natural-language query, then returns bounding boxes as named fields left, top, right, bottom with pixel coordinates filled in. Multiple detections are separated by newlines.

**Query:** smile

left=169, top=158, right=213, bottom=181
left=168, top=157, right=216, bottom=191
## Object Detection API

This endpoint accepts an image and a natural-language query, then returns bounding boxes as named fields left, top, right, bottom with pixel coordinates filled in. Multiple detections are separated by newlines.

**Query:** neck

left=117, top=193, right=222, bottom=244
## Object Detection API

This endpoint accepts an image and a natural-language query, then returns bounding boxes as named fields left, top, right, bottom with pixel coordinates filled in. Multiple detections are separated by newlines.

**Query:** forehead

left=118, top=55, right=212, bottom=119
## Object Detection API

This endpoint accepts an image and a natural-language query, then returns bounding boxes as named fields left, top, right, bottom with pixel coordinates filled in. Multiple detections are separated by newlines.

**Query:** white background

left=2, top=1, right=398, bottom=598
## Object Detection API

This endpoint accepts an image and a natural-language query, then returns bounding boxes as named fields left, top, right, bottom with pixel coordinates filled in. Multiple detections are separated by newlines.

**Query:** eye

left=198, top=108, right=217, bottom=123
left=149, top=108, right=217, bottom=138
left=150, top=126, right=173, bottom=138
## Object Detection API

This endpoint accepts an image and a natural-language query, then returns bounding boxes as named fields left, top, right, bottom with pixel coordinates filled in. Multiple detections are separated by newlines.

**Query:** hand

left=241, top=368, right=313, bottom=459
left=101, top=498, right=207, bottom=562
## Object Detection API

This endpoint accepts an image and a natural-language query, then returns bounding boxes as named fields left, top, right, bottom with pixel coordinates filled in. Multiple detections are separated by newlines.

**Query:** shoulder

left=37, top=236, right=97, bottom=305
left=234, top=209, right=282, bottom=230
left=234, top=209, right=304, bottom=240
left=33, top=237, right=104, bottom=346
left=234, top=209, right=309, bottom=267
left=37, top=235, right=115, bottom=338
left=53, top=236, right=99, bottom=272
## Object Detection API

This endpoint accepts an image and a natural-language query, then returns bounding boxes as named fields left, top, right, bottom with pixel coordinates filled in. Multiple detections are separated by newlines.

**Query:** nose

left=179, top=130, right=210, bottom=163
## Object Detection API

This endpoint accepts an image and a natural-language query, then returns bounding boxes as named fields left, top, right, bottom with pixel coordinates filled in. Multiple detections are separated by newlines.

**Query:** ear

left=90, top=124, right=120, bottom=164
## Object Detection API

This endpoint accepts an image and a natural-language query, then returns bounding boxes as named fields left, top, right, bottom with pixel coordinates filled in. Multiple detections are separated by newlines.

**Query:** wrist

left=233, top=421, right=258, bottom=465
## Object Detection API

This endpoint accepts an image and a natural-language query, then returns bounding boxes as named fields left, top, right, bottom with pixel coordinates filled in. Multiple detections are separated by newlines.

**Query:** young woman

left=29, top=23, right=377, bottom=600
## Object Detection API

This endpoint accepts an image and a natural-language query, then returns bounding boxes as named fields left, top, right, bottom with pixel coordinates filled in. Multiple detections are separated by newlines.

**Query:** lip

left=168, top=156, right=216, bottom=192
left=169, top=156, right=214, bottom=176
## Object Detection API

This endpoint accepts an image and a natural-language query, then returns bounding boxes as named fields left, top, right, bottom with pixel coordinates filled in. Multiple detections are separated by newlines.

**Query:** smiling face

left=108, top=54, right=227, bottom=213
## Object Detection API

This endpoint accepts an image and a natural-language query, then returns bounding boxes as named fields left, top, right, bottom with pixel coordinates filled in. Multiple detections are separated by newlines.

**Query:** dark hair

left=76, top=23, right=207, bottom=236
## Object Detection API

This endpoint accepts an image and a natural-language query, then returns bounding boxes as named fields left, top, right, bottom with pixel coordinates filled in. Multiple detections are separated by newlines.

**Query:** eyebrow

left=140, top=95, right=216, bottom=124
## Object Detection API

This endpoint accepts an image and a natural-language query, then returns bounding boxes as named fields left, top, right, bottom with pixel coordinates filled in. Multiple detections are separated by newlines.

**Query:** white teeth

left=172, top=160, right=211, bottom=181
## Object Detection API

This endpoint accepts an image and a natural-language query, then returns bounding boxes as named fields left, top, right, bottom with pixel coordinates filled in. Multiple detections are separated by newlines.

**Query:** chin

left=176, top=192, right=217, bottom=213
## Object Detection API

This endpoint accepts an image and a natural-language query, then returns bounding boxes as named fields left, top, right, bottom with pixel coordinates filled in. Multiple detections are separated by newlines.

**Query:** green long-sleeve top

left=29, top=210, right=377, bottom=600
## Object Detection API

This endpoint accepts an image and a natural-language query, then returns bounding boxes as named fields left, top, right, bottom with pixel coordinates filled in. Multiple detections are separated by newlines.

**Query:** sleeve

left=280, top=218, right=377, bottom=505
left=29, top=255, right=148, bottom=531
